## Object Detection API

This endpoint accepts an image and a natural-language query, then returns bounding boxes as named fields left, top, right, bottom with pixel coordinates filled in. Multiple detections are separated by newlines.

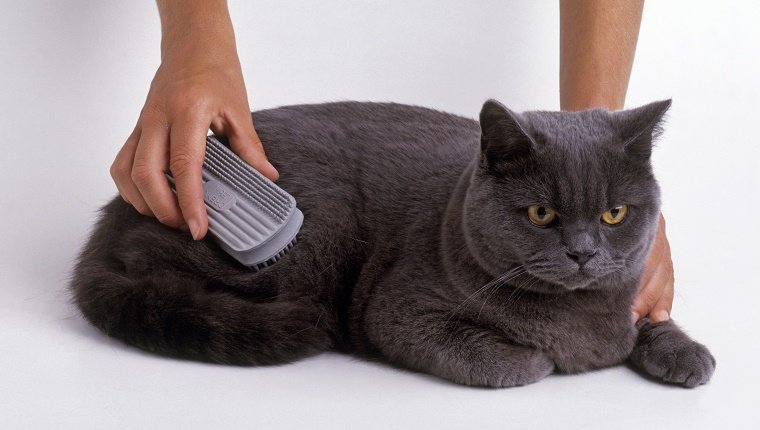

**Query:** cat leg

left=629, top=318, right=715, bottom=388
left=365, top=301, right=554, bottom=387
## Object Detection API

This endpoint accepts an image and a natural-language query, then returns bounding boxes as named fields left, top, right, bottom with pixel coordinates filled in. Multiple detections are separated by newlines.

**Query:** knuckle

left=133, top=202, right=153, bottom=217
left=169, top=152, right=201, bottom=178
left=174, top=190, right=203, bottom=218
left=140, top=103, right=166, bottom=124
left=174, top=195, right=194, bottom=214
left=250, top=137, right=265, bottom=151
left=168, top=90, right=210, bottom=116
left=237, top=147, right=258, bottom=161
left=235, top=140, right=266, bottom=160
left=109, top=161, right=121, bottom=180
left=110, top=156, right=131, bottom=180
left=154, top=208, right=181, bottom=226
left=130, top=164, right=153, bottom=185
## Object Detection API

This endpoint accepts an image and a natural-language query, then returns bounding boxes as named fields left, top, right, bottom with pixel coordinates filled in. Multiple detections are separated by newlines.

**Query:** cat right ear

left=615, top=99, right=672, bottom=161
left=479, top=99, right=535, bottom=170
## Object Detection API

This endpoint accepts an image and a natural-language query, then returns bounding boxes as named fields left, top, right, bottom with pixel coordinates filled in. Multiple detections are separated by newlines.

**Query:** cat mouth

left=522, top=266, right=600, bottom=291
left=556, top=264, right=626, bottom=290
left=558, top=270, right=598, bottom=290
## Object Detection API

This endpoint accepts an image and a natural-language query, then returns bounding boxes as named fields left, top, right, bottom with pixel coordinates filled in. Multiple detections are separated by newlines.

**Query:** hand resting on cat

left=71, top=100, right=714, bottom=388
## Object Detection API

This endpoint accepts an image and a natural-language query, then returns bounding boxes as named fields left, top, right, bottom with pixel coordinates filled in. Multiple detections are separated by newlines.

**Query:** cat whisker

left=500, top=283, right=526, bottom=310
left=477, top=277, right=511, bottom=321
left=447, top=265, right=526, bottom=324
left=334, top=233, right=369, bottom=244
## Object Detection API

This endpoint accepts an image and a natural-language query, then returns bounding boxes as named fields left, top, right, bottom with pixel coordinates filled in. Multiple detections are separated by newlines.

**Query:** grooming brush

left=167, top=135, right=303, bottom=270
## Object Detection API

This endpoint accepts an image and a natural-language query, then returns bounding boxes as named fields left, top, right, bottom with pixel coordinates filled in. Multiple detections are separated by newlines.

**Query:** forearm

left=559, top=0, right=644, bottom=111
left=156, top=0, right=238, bottom=62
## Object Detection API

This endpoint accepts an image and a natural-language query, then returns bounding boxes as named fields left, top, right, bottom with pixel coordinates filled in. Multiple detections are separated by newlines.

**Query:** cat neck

left=439, top=160, right=509, bottom=291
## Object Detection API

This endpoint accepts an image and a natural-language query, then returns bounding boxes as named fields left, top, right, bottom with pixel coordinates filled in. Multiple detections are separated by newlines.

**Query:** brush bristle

left=250, top=237, right=298, bottom=271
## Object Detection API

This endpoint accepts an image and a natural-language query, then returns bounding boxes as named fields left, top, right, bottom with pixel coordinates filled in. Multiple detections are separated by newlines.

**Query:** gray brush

left=167, top=135, right=303, bottom=270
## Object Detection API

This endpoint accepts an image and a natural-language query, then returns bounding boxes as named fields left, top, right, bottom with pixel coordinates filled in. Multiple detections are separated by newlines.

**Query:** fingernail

left=187, top=218, right=200, bottom=240
left=631, top=312, right=640, bottom=324
left=653, top=310, right=670, bottom=322
left=268, top=162, right=279, bottom=179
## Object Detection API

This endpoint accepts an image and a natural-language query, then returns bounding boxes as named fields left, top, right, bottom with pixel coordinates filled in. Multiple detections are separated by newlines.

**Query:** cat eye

left=601, top=204, right=628, bottom=225
left=527, top=205, right=556, bottom=226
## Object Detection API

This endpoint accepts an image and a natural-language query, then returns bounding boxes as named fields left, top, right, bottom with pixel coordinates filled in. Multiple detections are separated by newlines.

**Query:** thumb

left=227, top=112, right=279, bottom=181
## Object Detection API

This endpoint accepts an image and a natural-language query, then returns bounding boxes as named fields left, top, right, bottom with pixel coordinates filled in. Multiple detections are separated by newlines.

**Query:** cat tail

left=70, top=264, right=333, bottom=366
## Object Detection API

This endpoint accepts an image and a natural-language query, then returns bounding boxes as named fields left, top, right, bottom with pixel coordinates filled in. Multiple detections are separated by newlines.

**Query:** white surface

left=1, top=1, right=758, bottom=428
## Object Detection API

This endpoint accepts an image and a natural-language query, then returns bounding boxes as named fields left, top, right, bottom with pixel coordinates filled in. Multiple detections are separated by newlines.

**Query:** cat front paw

left=495, top=348, right=555, bottom=387
left=459, top=344, right=555, bottom=388
left=630, top=318, right=716, bottom=388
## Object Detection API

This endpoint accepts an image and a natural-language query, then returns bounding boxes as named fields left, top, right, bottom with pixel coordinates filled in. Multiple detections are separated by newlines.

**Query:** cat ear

left=479, top=99, right=535, bottom=170
left=615, top=99, right=672, bottom=161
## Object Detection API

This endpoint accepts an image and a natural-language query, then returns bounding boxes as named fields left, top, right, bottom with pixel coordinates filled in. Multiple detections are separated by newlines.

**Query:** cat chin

left=519, top=270, right=603, bottom=293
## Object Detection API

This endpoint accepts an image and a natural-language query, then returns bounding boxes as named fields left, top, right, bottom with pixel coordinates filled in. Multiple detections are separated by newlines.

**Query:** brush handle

left=167, top=135, right=303, bottom=268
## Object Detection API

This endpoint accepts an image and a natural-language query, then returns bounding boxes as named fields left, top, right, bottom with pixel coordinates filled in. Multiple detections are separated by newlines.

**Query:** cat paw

left=463, top=345, right=555, bottom=388
left=497, top=348, right=555, bottom=387
left=630, top=319, right=716, bottom=388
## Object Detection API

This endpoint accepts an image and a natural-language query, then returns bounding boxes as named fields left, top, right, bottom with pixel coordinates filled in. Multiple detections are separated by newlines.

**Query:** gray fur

left=70, top=100, right=714, bottom=387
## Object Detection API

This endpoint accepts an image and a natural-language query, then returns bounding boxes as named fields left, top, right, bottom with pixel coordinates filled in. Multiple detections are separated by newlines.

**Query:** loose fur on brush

left=71, top=100, right=715, bottom=388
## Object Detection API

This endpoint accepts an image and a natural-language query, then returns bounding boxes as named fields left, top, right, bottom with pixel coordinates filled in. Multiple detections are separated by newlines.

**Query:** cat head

left=463, top=99, right=670, bottom=292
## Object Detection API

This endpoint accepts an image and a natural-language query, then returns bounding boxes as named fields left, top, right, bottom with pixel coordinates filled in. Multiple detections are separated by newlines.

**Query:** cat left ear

left=479, top=99, right=535, bottom=170
left=615, top=99, right=672, bottom=161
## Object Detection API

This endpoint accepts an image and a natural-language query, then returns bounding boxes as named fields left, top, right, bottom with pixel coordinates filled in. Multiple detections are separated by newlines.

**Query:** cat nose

left=566, top=250, right=597, bottom=266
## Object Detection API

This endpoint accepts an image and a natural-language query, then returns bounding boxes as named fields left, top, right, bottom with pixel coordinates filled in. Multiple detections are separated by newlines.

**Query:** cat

left=70, top=100, right=715, bottom=388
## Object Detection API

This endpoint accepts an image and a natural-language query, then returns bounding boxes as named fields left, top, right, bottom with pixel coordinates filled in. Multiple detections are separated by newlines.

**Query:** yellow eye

left=601, top=204, right=628, bottom=225
left=527, top=205, right=556, bottom=226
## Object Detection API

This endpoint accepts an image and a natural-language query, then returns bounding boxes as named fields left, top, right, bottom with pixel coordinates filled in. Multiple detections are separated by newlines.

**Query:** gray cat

left=70, top=100, right=715, bottom=388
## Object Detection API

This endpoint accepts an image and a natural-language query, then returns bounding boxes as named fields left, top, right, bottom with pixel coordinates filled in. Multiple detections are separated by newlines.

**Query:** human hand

left=632, top=214, right=674, bottom=323
left=111, top=23, right=278, bottom=240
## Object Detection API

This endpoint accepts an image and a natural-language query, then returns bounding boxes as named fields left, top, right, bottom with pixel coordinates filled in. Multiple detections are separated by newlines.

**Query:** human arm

left=559, top=0, right=673, bottom=322
left=110, top=0, right=278, bottom=240
left=559, top=0, right=643, bottom=110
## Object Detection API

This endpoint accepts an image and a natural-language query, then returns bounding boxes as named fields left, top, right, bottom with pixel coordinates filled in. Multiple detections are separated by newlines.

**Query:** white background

left=1, top=1, right=758, bottom=428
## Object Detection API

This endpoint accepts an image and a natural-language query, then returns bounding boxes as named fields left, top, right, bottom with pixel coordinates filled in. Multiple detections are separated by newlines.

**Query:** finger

left=646, top=214, right=673, bottom=322
left=131, top=126, right=184, bottom=228
left=112, top=127, right=152, bottom=216
left=225, top=110, right=279, bottom=181
left=169, top=117, right=209, bottom=240
left=650, top=277, right=674, bottom=323
left=631, top=260, right=670, bottom=323
left=631, top=213, right=670, bottom=322
left=111, top=127, right=139, bottom=203
left=638, top=222, right=665, bottom=288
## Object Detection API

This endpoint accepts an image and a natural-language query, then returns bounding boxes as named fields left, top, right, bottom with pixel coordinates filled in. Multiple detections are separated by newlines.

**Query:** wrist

left=560, top=91, right=626, bottom=112
left=157, top=0, right=237, bottom=62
